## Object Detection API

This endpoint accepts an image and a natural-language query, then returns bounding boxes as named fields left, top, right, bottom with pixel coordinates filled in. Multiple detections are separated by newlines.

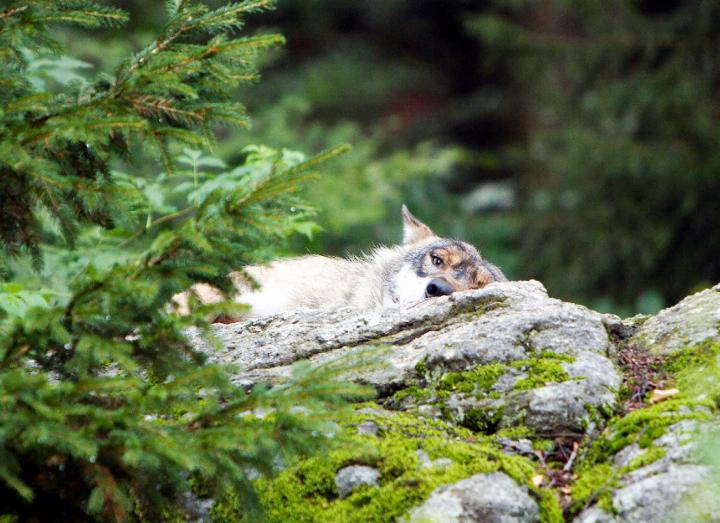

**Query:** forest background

left=1, top=1, right=719, bottom=521
left=68, top=0, right=719, bottom=317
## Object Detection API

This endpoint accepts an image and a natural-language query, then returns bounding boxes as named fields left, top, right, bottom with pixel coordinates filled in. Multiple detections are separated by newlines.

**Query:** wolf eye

left=431, top=255, right=443, bottom=267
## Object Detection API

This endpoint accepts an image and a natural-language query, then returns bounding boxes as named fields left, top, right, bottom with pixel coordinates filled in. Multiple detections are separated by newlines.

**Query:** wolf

left=172, top=205, right=507, bottom=321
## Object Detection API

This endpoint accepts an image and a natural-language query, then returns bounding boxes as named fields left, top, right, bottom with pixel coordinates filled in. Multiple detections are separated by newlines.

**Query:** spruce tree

left=0, top=1, right=359, bottom=521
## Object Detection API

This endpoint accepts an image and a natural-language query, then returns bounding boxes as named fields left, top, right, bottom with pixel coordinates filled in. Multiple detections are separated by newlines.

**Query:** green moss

left=570, top=463, right=615, bottom=514
left=391, top=385, right=434, bottom=405
left=392, top=363, right=507, bottom=408
left=391, top=352, right=576, bottom=426
left=212, top=404, right=557, bottom=523
left=510, top=352, right=573, bottom=391
left=389, top=362, right=507, bottom=423
left=462, top=404, right=504, bottom=432
left=568, top=341, right=720, bottom=518
left=569, top=445, right=668, bottom=516
left=439, top=363, right=506, bottom=396
left=665, top=341, right=720, bottom=406
left=532, top=439, right=556, bottom=454
left=578, top=396, right=712, bottom=480
left=494, top=426, right=533, bottom=440
left=582, top=402, right=617, bottom=432
left=580, top=342, right=720, bottom=468
left=387, top=352, right=583, bottom=445
left=414, top=356, right=429, bottom=376
left=624, top=446, right=666, bottom=471
left=538, top=351, right=575, bottom=362
left=665, top=340, right=720, bottom=376
left=623, top=402, right=709, bottom=449
left=537, top=490, right=564, bottom=523
left=159, top=505, right=189, bottom=523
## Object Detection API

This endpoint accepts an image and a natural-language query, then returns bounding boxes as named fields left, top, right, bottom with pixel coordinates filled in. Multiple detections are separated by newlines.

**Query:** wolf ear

left=401, top=204, right=434, bottom=244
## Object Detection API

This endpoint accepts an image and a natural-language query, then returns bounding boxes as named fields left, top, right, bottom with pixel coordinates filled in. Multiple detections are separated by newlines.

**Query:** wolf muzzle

left=425, top=278, right=453, bottom=298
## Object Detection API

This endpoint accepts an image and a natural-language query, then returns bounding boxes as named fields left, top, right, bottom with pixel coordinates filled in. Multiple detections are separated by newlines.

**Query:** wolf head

left=389, top=205, right=507, bottom=305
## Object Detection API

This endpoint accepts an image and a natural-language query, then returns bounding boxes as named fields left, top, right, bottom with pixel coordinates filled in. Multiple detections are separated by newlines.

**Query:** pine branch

left=112, top=6, right=207, bottom=90
left=0, top=5, right=29, bottom=21
left=190, top=0, right=275, bottom=33
left=164, top=0, right=187, bottom=17
left=34, top=4, right=129, bottom=28
left=126, top=95, right=209, bottom=126
left=0, top=2, right=357, bottom=519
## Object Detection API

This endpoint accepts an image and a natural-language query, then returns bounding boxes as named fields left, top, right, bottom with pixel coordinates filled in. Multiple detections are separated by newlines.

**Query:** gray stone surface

left=334, top=465, right=380, bottom=498
left=189, top=281, right=612, bottom=386
left=357, top=420, right=379, bottom=436
left=569, top=284, right=720, bottom=522
left=189, top=281, right=620, bottom=434
left=630, top=283, right=720, bottom=354
left=573, top=507, right=617, bottom=523
left=184, top=280, right=720, bottom=521
left=501, top=352, right=621, bottom=434
left=574, top=419, right=720, bottom=523
left=404, top=472, right=539, bottom=523
left=416, top=449, right=454, bottom=469
left=612, top=464, right=712, bottom=523
left=177, top=491, right=214, bottom=523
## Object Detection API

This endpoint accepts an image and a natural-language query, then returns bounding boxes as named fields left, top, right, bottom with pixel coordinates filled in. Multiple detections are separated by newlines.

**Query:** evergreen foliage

left=0, top=1, right=360, bottom=521
left=53, top=1, right=720, bottom=314
left=1, top=0, right=286, bottom=259
left=471, top=0, right=720, bottom=311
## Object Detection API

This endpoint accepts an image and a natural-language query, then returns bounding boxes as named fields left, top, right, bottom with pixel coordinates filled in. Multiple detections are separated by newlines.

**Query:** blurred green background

left=57, top=0, right=720, bottom=316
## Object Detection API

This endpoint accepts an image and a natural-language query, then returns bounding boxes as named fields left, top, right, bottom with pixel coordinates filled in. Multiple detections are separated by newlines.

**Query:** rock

left=404, top=472, right=539, bottom=523
left=651, top=419, right=699, bottom=463
left=612, top=443, right=643, bottom=469
left=567, top=285, right=720, bottom=522
left=183, top=281, right=720, bottom=523
left=416, top=449, right=453, bottom=469
left=357, top=421, right=379, bottom=436
left=502, top=352, right=620, bottom=434
left=496, top=438, right=534, bottom=456
left=334, top=465, right=380, bottom=498
left=630, top=283, right=720, bottom=354
left=417, top=404, right=443, bottom=418
left=574, top=419, right=720, bottom=523
left=503, top=381, right=601, bottom=435
left=190, top=281, right=611, bottom=386
left=612, top=464, right=712, bottom=523
left=190, top=281, right=620, bottom=435
left=573, top=507, right=617, bottom=523
left=411, top=348, right=620, bottom=435
left=177, top=491, right=214, bottom=523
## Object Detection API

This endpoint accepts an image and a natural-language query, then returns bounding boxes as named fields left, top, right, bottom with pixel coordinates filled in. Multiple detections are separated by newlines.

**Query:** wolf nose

left=425, top=278, right=453, bottom=298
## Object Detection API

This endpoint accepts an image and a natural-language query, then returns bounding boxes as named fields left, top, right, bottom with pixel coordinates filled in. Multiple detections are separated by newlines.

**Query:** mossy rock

left=389, top=353, right=573, bottom=412
left=388, top=351, right=618, bottom=438
left=569, top=341, right=720, bottom=520
left=629, top=284, right=720, bottom=355
left=212, top=405, right=561, bottom=522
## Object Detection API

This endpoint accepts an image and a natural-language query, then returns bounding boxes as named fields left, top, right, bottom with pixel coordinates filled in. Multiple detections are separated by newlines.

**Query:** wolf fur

left=172, top=205, right=506, bottom=320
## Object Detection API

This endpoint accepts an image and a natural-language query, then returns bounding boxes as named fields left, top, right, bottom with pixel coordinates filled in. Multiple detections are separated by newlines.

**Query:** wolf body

left=172, top=206, right=506, bottom=320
